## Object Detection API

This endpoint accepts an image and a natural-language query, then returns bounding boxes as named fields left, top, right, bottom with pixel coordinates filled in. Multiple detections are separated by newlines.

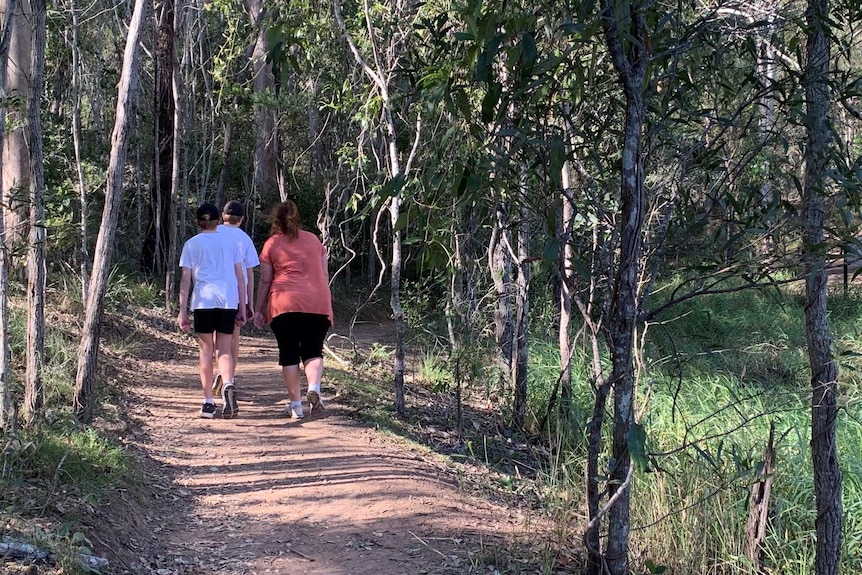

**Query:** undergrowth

left=386, top=281, right=862, bottom=575
left=1, top=267, right=158, bottom=574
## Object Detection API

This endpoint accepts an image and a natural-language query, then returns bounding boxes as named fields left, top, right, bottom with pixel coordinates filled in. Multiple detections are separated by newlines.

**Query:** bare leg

left=303, top=357, right=323, bottom=389
left=230, top=323, right=241, bottom=375
left=198, top=334, right=216, bottom=401
left=282, top=364, right=302, bottom=402
left=215, top=332, right=235, bottom=383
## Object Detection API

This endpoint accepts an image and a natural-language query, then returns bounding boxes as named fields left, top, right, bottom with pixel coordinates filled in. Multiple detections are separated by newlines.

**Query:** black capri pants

left=270, top=312, right=331, bottom=366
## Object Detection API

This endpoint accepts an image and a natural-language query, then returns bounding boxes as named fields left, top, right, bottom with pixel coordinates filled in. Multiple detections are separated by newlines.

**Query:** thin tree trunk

left=512, top=203, right=529, bottom=428
left=0, top=0, right=18, bottom=431
left=166, top=0, right=184, bottom=313
left=489, top=203, right=513, bottom=391
left=70, top=0, right=87, bottom=301
left=803, top=0, right=842, bottom=572
left=23, top=0, right=45, bottom=425
left=600, top=1, right=649, bottom=572
left=559, top=153, right=575, bottom=406
left=73, top=0, right=146, bottom=423
left=333, top=0, right=414, bottom=416
left=214, top=116, right=233, bottom=206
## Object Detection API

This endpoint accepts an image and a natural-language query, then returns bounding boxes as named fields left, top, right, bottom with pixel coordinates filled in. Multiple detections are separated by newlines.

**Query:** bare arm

left=246, top=267, right=255, bottom=317
left=235, top=262, right=247, bottom=323
left=177, top=267, right=192, bottom=330
left=254, top=262, right=273, bottom=329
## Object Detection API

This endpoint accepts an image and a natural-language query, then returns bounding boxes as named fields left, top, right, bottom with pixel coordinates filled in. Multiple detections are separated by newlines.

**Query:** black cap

left=223, top=200, right=245, bottom=217
left=196, top=203, right=220, bottom=222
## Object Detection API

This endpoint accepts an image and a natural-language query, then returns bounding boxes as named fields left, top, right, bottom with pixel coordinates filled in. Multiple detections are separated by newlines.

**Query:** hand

left=246, top=304, right=255, bottom=321
left=235, top=307, right=247, bottom=326
left=253, top=312, right=265, bottom=329
left=178, top=311, right=191, bottom=331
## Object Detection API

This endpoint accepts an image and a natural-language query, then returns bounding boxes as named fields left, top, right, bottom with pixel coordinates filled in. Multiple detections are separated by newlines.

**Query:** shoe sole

left=199, top=410, right=215, bottom=419
left=222, top=385, right=238, bottom=419
left=307, top=390, right=322, bottom=408
left=213, top=373, right=223, bottom=396
left=285, top=407, right=304, bottom=419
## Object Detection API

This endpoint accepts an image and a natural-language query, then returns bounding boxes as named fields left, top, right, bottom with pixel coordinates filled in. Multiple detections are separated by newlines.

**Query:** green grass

left=1, top=269, right=155, bottom=574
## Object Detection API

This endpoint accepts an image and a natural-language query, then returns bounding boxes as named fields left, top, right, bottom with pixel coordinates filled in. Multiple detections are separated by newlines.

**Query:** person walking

left=253, top=199, right=333, bottom=419
left=212, top=200, right=260, bottom=415
left=177, top=202, right=247, bottom=419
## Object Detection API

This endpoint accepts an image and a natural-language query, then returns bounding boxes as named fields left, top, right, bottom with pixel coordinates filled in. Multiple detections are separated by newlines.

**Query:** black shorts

left=193, top=308, right=237, bottom=335
left=270, top=312, right=331, bottom=366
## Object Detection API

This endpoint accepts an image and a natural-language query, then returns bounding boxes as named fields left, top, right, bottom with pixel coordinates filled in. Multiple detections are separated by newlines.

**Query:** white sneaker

left=285, top=403, right=304, bottom=419
left=306, top=389, right=325, bottom=413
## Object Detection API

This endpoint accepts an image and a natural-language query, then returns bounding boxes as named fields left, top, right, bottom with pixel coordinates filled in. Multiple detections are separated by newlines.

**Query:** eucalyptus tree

left=141, top=0, right=176, bottom=279
left=0, top=0, right=17, bottom=431
left=248, top=0, right=280, bottom=201
left=801, top=0, right=842, bottom=571
left=333, top=0, right=425, bottom=415
left=22, top=0, right=46, bottom=425
left=73, top=0, right=146, bottom=423
left=1, top=0, right=30, bottom=255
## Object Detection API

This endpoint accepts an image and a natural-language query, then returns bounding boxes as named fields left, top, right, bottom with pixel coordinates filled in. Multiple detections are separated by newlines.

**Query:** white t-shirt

left=217, top=224, right=260, bottom=269
left=179, top=231, right=243, bottom=310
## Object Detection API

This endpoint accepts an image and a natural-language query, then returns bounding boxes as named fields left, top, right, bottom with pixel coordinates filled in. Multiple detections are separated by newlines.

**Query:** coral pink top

left=259, top=230, right=334, bottom=325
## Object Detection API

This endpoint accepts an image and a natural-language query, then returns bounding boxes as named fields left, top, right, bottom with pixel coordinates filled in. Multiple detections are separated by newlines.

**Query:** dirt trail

left=115, top=327, right=534, bottom=575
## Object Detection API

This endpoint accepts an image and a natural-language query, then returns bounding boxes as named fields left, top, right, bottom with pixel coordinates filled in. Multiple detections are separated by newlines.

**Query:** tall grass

left=516, top=285, right=862, bottom=574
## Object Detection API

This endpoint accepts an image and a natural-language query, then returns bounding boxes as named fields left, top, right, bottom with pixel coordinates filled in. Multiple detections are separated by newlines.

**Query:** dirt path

left=113, top=327, right=535, bottom=575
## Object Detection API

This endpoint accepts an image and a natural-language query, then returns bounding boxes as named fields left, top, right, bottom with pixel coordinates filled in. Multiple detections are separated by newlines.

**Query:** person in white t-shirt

left=178, top=203, right=247, bottom=419
left=211, top=200, right=260, bottom=403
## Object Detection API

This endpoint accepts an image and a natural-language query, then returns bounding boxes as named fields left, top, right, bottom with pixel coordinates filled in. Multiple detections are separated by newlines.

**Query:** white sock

left=204, top=398, right=215, bottom=404
left=308, top=382, right=320, bottom=393
left=290, top=400, right=303, bottom=408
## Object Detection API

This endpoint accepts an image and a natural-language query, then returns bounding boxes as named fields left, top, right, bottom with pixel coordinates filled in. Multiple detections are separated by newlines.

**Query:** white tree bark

left=0, top=0, right=30, bottom=253
left=0, top=0, right=18, bottom=430
left=73, top=0, right=146, bottom=422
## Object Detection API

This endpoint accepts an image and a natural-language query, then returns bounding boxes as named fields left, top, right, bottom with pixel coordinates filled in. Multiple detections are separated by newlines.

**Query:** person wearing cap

left=210, top=200, right=260, bottom=414
left=253, top=199, right=333, bottom=419
left=177, top=202, right=247, bottom=419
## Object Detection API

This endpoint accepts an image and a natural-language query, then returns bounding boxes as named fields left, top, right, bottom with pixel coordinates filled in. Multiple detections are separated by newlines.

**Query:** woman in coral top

left=253, top=200, right=333, bottom=419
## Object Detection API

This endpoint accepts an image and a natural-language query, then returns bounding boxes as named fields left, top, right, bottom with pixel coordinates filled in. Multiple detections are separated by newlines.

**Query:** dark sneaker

left=199, top=402, right=216, bottom=419
left=212, top=373, right=223, bottom=396
left=222, top=384, right=238, bottom=419
left=307, top=389, right=325, bottom=413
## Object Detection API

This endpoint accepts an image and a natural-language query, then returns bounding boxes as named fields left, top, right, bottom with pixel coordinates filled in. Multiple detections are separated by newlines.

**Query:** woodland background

left=1, top=0, right=862, bottom=574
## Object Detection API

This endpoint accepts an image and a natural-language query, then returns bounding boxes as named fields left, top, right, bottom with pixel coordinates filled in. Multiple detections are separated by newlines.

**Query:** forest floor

left=34, top=311, right=574, bottom=575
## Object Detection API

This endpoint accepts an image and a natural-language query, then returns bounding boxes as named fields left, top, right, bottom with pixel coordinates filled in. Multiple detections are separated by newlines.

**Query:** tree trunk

left=165, top=0, right=184, bottom=312
left=1, top=0, right=31, bottom=258
left=489, top=203, right=513, bottom=392
left=73, top=0, right=146, bottom=423
left=141, top=0, right=175, bottom=277
left=803, top=0, right=842, bottom=573
left=600, top=1, right=649, bottom=573
left=512, top=203, right=529, bottom=428
left=559, top=149, right=575, bottom=407
left=247, top=0, right=280, bottom=201
left=744, top=423, right=775, bottom=568
left=23, top=0, right=45, bottom=425
left=70, top=0, right=88, bottom=301
left=0, top=0, right=17, bottom=431
left=332, top=0, right=413, bottom=416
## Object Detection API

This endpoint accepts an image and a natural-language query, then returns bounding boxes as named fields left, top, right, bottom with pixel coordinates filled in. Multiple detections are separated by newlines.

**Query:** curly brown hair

left=269, top=200, right=302, bottom=239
